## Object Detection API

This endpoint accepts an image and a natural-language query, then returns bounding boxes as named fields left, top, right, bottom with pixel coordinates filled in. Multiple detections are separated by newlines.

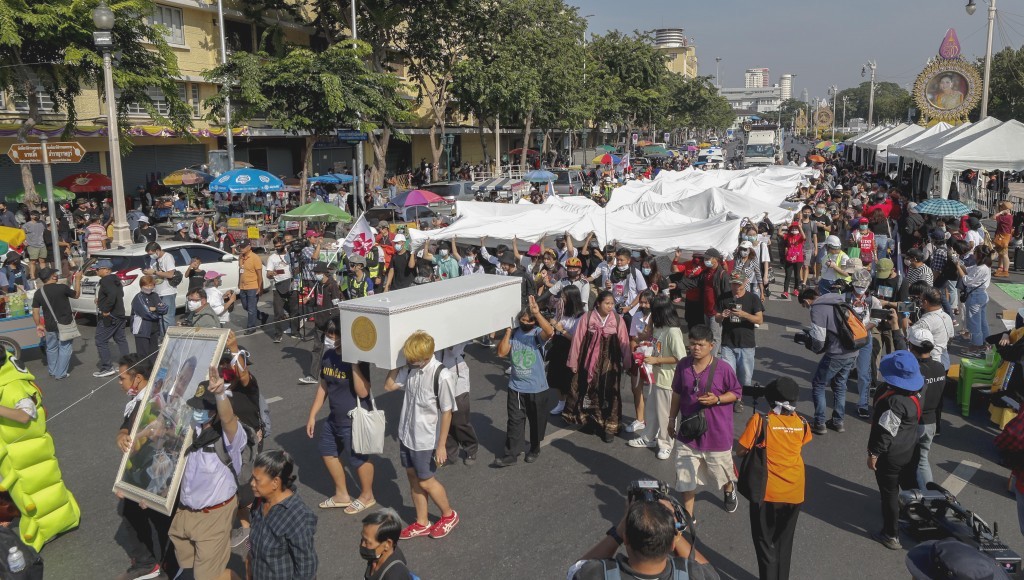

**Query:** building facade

left=653, top=29, right=699, bottom=79
left=744, top=68, right=771, bottom=89
left=719, top=86, right=783, bottom=114
left=779, top=74, right=793, bottom=100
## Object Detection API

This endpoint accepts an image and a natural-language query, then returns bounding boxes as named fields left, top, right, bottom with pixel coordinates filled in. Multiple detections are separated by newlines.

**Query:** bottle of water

left=7, top=545, right=25, bottom=573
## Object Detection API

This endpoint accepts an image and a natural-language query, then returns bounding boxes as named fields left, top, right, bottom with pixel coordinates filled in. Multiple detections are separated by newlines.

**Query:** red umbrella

left=55, top=172, right=112, bottom=193
left=392, top=189, right=445, bottom=207
left=508, top=148, right=539, bottom=156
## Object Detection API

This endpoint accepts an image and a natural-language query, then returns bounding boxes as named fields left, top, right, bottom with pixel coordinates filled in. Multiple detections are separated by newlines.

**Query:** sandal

left=344, top=498, right=377, bottom=515
left=319, top=497, right=351, bottom=509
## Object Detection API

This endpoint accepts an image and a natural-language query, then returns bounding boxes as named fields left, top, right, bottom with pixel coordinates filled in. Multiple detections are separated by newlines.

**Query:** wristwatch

left=606, top=525, right=623, bottom=545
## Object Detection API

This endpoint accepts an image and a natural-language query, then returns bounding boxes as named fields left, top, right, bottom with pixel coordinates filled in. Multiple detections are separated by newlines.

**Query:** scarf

left=123, top=390, right=147, bottom=419
left=772, top=401, right=797, bottom=415
left=567, top=310, right=632, bottom=382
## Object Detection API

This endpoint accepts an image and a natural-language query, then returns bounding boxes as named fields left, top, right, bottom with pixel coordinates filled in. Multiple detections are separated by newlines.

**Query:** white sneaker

left=657, top=448, right=671, bottom=460
left=549, top=400, right=566, bottom=415
left=627, top=437, right=655, bottom=448
left=625, top=419, right=646, bottom=433
left=504, top=366, right=511, bottom=376
left=298, top=376, right=318, bottom=384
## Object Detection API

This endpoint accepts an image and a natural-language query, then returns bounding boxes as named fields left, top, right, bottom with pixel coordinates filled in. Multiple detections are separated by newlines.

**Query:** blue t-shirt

left=320, top=349, right=369, bottom=428
left=509, top=327, right=549, bottom=394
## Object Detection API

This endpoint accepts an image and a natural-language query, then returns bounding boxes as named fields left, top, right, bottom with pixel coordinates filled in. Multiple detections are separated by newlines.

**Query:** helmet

left=566, top=257, right=583, bottom=268
left=825, top=235, right=841, bottom=248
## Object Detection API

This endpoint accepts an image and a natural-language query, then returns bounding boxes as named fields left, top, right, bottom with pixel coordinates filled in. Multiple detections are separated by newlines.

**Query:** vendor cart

left=0, top=297, right=42, bottom=361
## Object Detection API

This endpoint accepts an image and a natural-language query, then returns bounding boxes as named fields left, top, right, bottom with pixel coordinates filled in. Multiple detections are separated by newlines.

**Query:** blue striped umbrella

left=308, top=173, right=354, bottom=184
left=913, top=198, right=970, bottom=217
left=209, top=168, right=284, bottom=194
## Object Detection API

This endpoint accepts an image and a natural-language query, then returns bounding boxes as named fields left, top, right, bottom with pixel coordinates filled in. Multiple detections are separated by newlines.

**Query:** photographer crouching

left=567, top=480, right=720, bottom=580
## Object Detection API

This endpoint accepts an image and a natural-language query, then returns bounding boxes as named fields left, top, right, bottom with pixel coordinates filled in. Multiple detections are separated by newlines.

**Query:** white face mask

left=439, top=249, right=449, bottom=257
left=739, top=249, right=750, bottom=257
left=187, top=300, right=202, bottom=311
left=324, top=337, right=336, bottom=349
left=616, top=264, right=628, bottom=271
left=854, top=287, right=867, bottom=296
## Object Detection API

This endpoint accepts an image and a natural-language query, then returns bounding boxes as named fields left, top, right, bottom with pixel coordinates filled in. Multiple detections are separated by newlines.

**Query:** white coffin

left=338, top=274, right=522, bottom=368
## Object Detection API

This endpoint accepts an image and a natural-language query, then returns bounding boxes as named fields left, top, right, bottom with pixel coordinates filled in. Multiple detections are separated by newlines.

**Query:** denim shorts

left=400, top=443, right=437, bottom=480
left=318, top=421, right=368, bottom=469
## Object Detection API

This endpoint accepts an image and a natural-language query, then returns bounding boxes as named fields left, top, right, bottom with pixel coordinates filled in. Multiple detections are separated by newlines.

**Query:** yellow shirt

left=238, top=252, right=263, bottom=290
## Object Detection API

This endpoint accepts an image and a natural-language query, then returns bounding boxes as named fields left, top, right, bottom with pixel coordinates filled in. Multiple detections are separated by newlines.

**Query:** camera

left=793, top=329, right=812, bottom=348
left=627, top=480, right=692, bottom=534
left=900, top=482, right=1021, bottom=573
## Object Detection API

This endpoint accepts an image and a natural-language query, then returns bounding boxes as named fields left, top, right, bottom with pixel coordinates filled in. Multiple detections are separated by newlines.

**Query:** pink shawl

left=567, top=310, right=632, bottom=382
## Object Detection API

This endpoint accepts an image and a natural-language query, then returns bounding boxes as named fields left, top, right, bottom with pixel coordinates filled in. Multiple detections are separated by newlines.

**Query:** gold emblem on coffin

left=351, top=316, right=378, bottom=351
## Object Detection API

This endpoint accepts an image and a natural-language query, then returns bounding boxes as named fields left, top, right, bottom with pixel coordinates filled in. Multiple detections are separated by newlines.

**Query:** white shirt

left=439, top=342, right=471, bottom=399
left=966, top=229, right=984, bottom=250
left=205, top=286, right=229, bottom=324
left=394, top=357, right=458, bottom=451
left=152, top=252, right=177, bottom=297
left=964, top=264, right=992, bottom=291
left=911, top=309, right=955, bottom=370
left=266, top=252, right=293, bottom=283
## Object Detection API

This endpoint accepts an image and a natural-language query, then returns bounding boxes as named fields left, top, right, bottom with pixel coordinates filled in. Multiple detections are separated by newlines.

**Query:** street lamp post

left=842, top=96, right=848, bottom=130
left=829, top=85, right=838, bottom=141
left=862, top=61, right=877, bottom=129
left=443, top=134, right=454, bottom=181
left=215, top=0, right=234, bottom=168
left=93, top=0, right=130, bottom=247
left=715, top=57, right=722, bottom=88
left=967, top=0, right=996, bottom=119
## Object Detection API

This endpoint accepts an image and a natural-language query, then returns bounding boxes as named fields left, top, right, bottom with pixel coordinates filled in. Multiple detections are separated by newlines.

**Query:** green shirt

left=652, top=326, right=686, bottom=389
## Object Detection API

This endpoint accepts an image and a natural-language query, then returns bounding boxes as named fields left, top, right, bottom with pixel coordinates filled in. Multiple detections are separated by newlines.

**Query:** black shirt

left=720, top=291, right=764, bottom=349
left=918, top=357, right=946, bottom=425
left=133, top=226, right=157, bottom=244
left=390, top=252, right=415, bottom=290
left=230, top=373, right=262, bottom=432
left=97, top=273, right=126, bottom=318
left=32, top=283, right=75, bottom=332
left=572, top=555, right=720, bottom=580
left=871, top=274, right=900, bottom=302
left=365, top=548, right=412, bottom=580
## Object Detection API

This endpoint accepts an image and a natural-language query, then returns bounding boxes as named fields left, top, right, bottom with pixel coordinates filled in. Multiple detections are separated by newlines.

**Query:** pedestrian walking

left=546, top=285, right=585, bottom=416
left=266, top=237, right=297, bottom=342
left=130, top=275, right=165, bottom=360
left=31, top=268, right=82, bottom=380
left=94, top=259, right=130, bottom=378
left=143, top=243, right=179, bottom=332
left=798, top=287, right=860, bottom=435
left=236, top=239, right=267, bottom=335
left=247, top=450, right=318, bottom=580
left=438, top=341, right=479, bottom=466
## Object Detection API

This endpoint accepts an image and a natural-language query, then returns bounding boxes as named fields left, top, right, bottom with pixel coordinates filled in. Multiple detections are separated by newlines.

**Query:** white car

left=71, top=241, right=241, bottom=315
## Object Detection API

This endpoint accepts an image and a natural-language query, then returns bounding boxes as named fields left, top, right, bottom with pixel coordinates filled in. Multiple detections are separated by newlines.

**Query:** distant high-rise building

left=780, top=74, right=793, bottom=100
left=652, top=28, right=698, bottom=78
left=744, top=67, right=770, bottom=88
left=800, top=88, right=809, bottom=102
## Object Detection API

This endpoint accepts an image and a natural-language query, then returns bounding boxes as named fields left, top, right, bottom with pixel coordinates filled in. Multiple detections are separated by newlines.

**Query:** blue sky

left=569, top=0, right=1020, bottom=99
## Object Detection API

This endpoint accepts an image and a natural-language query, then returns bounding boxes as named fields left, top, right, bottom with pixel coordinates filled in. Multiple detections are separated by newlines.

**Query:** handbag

left=39, top=285, right=80, bottom=342
left=737, top=413, right=770, bottom=503
left=676, top=358, right=719, bottom=441
left=349, top=396, right=386, bottom=455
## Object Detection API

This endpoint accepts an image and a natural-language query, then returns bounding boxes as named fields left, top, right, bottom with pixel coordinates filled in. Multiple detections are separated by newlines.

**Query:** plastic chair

left=958, top=353, right=1002, bottom=416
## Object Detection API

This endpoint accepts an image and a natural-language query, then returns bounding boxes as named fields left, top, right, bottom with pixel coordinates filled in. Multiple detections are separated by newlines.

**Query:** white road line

left=785, top=326, right=803, bottom=333
left=539, top=427, right=577, bottom=448
left=940, top=460, right=981, bottom=496
left=265, top=396, right=283, bottom=404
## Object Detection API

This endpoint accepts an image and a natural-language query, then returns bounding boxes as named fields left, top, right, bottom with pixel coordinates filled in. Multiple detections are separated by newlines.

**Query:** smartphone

left=870, top=308, right=890, bottom=320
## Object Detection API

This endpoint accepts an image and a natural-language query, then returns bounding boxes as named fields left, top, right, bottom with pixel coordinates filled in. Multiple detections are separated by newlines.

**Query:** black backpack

left=0, top=525, right=43, bottom=579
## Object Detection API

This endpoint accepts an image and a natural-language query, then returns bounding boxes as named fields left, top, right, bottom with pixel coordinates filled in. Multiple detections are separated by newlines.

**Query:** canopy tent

left=845, top=125, right=891, bottom=145
left=866, top=124, right=924, bottom=156
left=898, top=117, right=999, bottom=165
left=470, top=178, right=527, bottom=192
left=887, top=122, right=952, bottom=157
left=279, top=201, right=352, bottom=222
left=922, top=119, right=1024, bottom=198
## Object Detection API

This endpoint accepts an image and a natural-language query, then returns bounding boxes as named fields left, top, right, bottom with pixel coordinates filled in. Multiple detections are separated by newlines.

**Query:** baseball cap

left=929, top=228, right=946, bottom=240
left=312, top=262, right=331, bottom=273
left=875, top=258, right=894, bottom=278
left=393, top=233, right=407, bottom=242
left=204, top=271, right=225, bottom=280
left=527, top=244, right=542, bottom=257
left=739, top=240, right=754, bottom=250
left=851, top=269, right=871, bottom=289
left=858, top=217, right=869, bottom=225
left=348, top=254, right=366, bottom=266
left=138, top=215, right=150, bottom=224
left=175, top=223, right=187, bottom=231
left=37, top=267, right=56, bottom=282
left=186, top=381, right=218, bottom=411
left=95, top=259, right=114, bottom=270
left=908, top=327, right=935, bottom=347
left=729, top=270, right=747, bottom=284
left=967, top=216, right=981, bottom=230
left=879, top=351, right=924, bottom=392
left=499, top=252, right=517, bottom=266
left=703, top=248, right=723, bottom=261
left=235, top=239, right=251, bottom=249
left=306, top=229, right=320, bottom=238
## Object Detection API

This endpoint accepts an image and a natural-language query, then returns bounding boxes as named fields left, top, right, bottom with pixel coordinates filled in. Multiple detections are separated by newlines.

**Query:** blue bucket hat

left=879, top=350, right=924, bottom=392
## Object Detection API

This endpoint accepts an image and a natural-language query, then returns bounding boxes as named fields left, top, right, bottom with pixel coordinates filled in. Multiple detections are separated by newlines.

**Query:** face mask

left=743, top=235, right=756, bottom=242
left=519, top=322, right=535, bottom=332
left=854, top=287, right=867, bottom=296
left=704, top=259, right=714, bottom=268
left=192, top=409, right=211, bottom=426
left=616, top=264, right=628, bottom=271
left=148, top=253, right=156, bottom=260
left=439, top=249, right=449, bottom=257
left=568, top=268, right=581, bottom=278
left=141, top=287, right=154, bottom=294
left=187, top=300, right=202, bottom=311
left=324, top=337, right=336, bottom=349
left=739, top=249, right=750, bottom=257
left=359, top=546, right=381, bottom=562
left=641, top=267, right=652, bottom=276
left=220, top=368, right=238, bottom=383
left=395, top=243, right=404, bottom=251
left=814, top=208, right=824, bottom=215
left=860, top=225, right=868, bottom=231
left=276, top=247, right=285, bottom=254
left=790, top=230, right=799, bottom=235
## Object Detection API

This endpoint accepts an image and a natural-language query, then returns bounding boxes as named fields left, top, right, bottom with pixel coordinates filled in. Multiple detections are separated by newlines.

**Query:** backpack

left=833, top=302, right=869, bottom=350
left=379, top=558, right=421, bottom=580
left=0, top=525, right=43, bottom=579
left=187, top=421, right=258, bottom=486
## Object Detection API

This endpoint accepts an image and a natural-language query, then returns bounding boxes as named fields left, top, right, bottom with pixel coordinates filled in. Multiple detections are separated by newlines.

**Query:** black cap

left=499, top=252, right=517, bottom=266
left=967, top=216, right=981, bottom=230
left=4, top=251, right=20, bottom=263
left=312, top=262, right=331, bottom=273
left=929, top=228, right=946, bottom=241
left=186, top=381, right=217, bottom=411
left=703, top=248, right=723, bottom=261
left=37, top=267, right=56, bottom=282
left=765, top=377, right=799, bottom=403
left=234, top=239, right=251, bottom=249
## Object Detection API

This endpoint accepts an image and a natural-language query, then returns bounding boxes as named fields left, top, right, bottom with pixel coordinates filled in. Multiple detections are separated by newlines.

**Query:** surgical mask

left=395, top=243, right=404, bottom=251
left=567, top=268, right=581, bottom=278
left=853, top=287, right=867, bottom=296
left=276, top=246, right=285, bottom=254
left=324, top=337, right=336, bottom=349
left=359, top=546, right=381, bottom=562
left=789, top=230, right=799, bottom=235
left=860, top=225, right=868, bottom=231
left=739, top=249, right=750, bottom=257
left=439, top=249, right=449, bottom=257
left=743, top=235, right=756, bottom=242
left=704, top=260, right=714, bottom=268
left=191, top=409, right=211, bottom=426
left=814, top=208, right=824, bottom=215
left=641, top=267, right=652, bottom=276
left=616, top=264, right=628, bottom=272
left=148, top=253, right=156, bottom=260
left=519, top=322, right=535, bottom=332
left=187, top=300, right=202, bottom=311
left=141, top=287, right=154, bottom=294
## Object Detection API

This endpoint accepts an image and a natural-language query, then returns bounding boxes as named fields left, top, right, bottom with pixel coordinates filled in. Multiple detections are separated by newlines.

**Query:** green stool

left=958, top=353, right=1002, bottom=416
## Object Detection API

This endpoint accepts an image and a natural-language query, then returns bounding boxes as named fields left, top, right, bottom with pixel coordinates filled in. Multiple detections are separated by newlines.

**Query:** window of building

left=13, top=78, right=56, bottom=114
left=225, top=20, right=254, bottom=54
left=151, top=5, right=185, bottom=46
left=190, top=84, right=201, bottom=117
left=125, top=86, right=173, bottom=116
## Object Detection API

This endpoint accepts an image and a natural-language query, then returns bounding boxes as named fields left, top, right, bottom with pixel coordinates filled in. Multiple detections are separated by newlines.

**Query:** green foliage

left=980, top=47, right=1024, bottom=122
left=587, top=30, right=667, bottom=129
left=664, top=75, right=734, bottom=130
left=835, top=81, right=912, bottom=125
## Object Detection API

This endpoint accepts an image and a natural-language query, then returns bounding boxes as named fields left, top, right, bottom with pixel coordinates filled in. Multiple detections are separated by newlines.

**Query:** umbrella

left=280, top=201, right=352, bottom=223
left=913, top=198, right=970, bottom=217
left=390, top=189, right=445, bottom=207
left=508, top=148, right=538, bottom=156
left=595, top=144, right=616, bottom=152
left=56, top=172, right=112, bottom=193
left=523, top=170, right=556, bottom=183
left=592, top=153, right=622, bottom=165
left=6, top=187, right=76, bottom=203
left=209, top=168, right=284, bottom=194
left=815, top=140, right=833, bottom=149
left=162, top=169, right=214, bottom=187
left=807, top=154, right=826, bottom=163
left=308, top=173, right=354, bottom=184
left=643, top=145, right=670, bottom=154
left=686, top=145, right=699, bottom=152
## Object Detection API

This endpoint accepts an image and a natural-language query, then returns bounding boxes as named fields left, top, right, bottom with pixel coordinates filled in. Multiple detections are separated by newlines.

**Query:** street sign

left=336, top=130, right=367, bottom=143
left=7, top=142, right=86, bottom=164
left=631, top=132, right=638, bottom=145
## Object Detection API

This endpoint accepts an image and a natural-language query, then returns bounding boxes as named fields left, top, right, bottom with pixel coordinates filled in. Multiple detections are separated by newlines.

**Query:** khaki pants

left=169, top=496, right=236, bottom=580
left=641, top=385, right=674, bottom=451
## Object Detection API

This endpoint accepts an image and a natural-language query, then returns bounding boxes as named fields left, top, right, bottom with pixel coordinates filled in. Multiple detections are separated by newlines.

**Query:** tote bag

left=350, top=396, right=386, bottom=455
left=39, top=285, right=80, bottom=342
left=737, top=413, right=769, bottom=503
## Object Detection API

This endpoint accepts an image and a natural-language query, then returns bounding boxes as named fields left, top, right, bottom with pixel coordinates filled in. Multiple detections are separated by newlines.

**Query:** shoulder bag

left=349, top=395, right=385, bottom=455
left=737, top=413, right=770, bottom=503
left=39, top=285, right=80, bottom=342
left=676, top=357, right=719, bottom=441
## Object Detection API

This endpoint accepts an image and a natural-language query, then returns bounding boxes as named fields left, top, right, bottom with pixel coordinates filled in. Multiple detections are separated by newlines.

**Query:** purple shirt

left=671, top=357, right=742, bottom=452
left=180, top=424, right=247, bottom=510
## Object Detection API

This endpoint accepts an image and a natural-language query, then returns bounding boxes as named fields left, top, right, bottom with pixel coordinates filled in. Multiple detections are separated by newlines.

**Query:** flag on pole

left=343, top=214, right=374, bottom=257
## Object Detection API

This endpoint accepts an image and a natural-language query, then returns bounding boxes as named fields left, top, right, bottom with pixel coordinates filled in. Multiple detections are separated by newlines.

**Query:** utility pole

left=842, top=96, right=848, bottom=130
left=966, top=0, right=996, bottom=118
left=350, top=0, right=364, bottom=217
left=862, top=61, right=877, bottom=129
left=829, top=85, right=838, bottom=141
left=715, top=57, right=722, bottom=88
left=216, top=0, right=234, bottom=169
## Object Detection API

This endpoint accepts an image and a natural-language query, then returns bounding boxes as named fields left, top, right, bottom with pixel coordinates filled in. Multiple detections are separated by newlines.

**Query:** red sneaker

left=400, top=521, right=432, bottom=540
left=428, top=510, right=460, bottom=539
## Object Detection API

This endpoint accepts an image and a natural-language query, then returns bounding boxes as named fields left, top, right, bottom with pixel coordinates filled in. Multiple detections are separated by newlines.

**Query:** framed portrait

left=912, top=55, right=981, bottom=125
left=926, top=72, right=968, bottom=111
left=112, top=327, right=230, bottom=515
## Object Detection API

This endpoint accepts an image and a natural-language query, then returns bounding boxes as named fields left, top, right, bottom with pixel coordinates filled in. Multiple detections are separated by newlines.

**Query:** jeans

left=240, top=289, right=259, bottom=330
left=965, top=290, right=989, bottom=347
left=158, top=293, right=176, bottom=332
left=720, top=346, right=755, bottom=386
left=876, top=235, right=891, bottom=260
left=811, top=354, right=856, bottom=425
left=817, top=277, right=837, bottom=295
left=916, top=423, right=936, bottom=489
left=44, top=331, right=72, bottom=378
left=704, top=315, right=723, bottom=358
left=96, top=315, right=129, bottom=371
left=855, top=339, right=874, bottom=410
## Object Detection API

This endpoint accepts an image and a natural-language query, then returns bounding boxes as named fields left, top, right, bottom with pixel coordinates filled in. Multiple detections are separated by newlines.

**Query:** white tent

left=621, top=187, right=795, bottom=224
left=858, top=124, right=910, bottom=150
left=887, top=122, right=952, bottom=158
left=868, top=124, right=925, bottom=157
left=922, top=119, right=1024, bottom=197
left=846, top=125, right=891, bottom=145
left=899, top=117, right=999, bottom=164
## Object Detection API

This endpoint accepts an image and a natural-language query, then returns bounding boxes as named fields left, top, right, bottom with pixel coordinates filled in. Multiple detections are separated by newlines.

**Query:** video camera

left=627, top=480, right=692, bottom=534
left=899, top=481, right=1021, bottom=573
left=793, top=329, right=812, bottom=349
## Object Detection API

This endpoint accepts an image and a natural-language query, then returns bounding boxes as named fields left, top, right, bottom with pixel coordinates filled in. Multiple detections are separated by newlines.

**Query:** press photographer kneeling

left=567, top=481, right=720, bottom=580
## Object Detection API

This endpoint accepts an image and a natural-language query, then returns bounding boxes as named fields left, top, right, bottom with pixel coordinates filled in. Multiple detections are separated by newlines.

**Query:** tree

left=0, top=0, right=191, bottom=206
left=587, top=31, right=667, bottom=142
left=664, top=75, right=734, bottom=134
left=981, top=47, right=1024, bottom=122
left=835, top=81, right=912, bottom=125
left=777, top=98, right=807, bottom=129
left=206, top=41, right=408, bottom=204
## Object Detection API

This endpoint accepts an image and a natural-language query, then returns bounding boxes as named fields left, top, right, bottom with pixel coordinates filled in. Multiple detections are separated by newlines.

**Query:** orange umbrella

left=808, top=154, right=826, bottom=163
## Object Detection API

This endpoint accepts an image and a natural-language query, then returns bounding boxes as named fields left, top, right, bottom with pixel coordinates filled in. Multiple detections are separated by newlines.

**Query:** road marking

left=939, top=460, right=981, bottom=496
left=265, top=396, right=283, bottom=404
left=785, top=326, right=803, bottom=333
left=539, top=427, right=578, bottom=448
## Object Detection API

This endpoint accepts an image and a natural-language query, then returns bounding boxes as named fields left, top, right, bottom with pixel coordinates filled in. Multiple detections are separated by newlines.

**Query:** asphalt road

left=32, top=271, right=1024, bottom=579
